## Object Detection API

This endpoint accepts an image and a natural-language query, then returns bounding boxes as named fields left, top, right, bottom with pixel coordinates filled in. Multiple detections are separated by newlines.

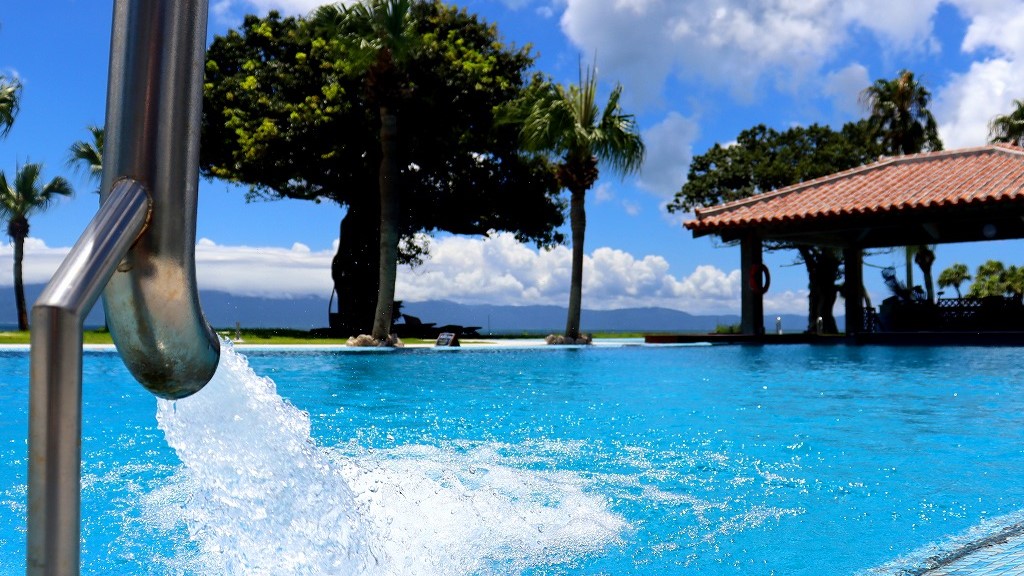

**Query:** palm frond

left=0, top=162, right=73, bottom=220
left=0, top=76, right=22, bottom=138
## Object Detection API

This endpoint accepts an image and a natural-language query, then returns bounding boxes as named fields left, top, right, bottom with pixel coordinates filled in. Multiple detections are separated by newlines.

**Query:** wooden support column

left=740, top=235, right=764, bottom=336
left=843, top=247, right=864, bottom=335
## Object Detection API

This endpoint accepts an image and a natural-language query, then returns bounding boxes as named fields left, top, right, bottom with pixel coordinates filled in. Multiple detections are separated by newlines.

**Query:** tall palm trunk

left=372, top=109, right=400, bottom=342
left=915, top=246, right=936, bottom=303
left=565, top=186, right=586, bottom=340
left=9, top=217, right=29, bottom=330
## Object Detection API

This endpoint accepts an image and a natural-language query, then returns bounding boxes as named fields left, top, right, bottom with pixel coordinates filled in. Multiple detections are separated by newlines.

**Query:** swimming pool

left=2, top=343, right=1023, bottom=574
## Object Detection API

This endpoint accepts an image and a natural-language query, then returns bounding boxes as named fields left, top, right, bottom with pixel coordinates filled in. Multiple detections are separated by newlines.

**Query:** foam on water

left=155, top=345, right=625, bottom=575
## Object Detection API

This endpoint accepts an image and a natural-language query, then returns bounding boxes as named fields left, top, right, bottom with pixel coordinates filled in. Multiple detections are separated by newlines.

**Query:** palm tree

left=0, top=163, right=73, bottom=330
left=0, top=75, right=21, bottom=138
left=937, top=263, right=971, bottom=298
left=67, top=125, right=104, bottom=192
left=513, top=65, right=645, bottom=341
left=913, top=244, right=936, bottom=303
left=860, top=69, right=942, bottom=156
left=316, top=0, right=419, bottom=345
left=861, top=70, right=943, bottom=302
left=968, top=260, right=1007, bottom=298
left=989, top=99, right=1024, bottom=146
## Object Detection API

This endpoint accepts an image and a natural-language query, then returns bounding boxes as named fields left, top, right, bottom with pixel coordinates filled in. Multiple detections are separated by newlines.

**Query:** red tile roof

left=685, top=144, right=1024, bottom=237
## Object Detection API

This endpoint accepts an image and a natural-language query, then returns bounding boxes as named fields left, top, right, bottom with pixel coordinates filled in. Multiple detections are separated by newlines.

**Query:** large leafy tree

left=201, top=6, right=564, bottom=336
left=669, top=121, right=882, bottom=333
left=508, top=65, right=644, bottom=341
left=989, top=99, right=1024, bottom=146
left=67, top=125, right=104, bottom=192
left=861, top=69, right=943, bottom=300
left=0, top=75, right=20, bottom=138
left=0, top=163, right=73, bottom=330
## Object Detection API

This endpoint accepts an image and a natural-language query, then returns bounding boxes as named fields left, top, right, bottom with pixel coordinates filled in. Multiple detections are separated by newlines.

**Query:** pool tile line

left=912, top=522, right=1024, bottom=575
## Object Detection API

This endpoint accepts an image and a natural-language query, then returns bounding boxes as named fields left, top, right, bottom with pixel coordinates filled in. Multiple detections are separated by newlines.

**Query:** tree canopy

left=668, top=121, right=882, bottom=332
left=201, top=4, right=564, bottom=333
left=667, top=122, right=880, bottom=214
left=202, top=5, right=563, bottom=244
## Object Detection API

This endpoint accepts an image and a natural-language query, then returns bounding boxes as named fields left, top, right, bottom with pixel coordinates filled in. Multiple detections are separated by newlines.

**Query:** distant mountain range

left=1, top=284, right=834, bottom=334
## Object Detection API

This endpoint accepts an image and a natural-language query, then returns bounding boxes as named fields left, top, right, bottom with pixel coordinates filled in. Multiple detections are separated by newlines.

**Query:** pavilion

left=683, top=143, right=1024, bottom=340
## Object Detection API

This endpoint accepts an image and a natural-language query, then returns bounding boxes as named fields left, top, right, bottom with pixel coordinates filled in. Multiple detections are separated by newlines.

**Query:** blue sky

left=2, top=0, right=1024, bottom=318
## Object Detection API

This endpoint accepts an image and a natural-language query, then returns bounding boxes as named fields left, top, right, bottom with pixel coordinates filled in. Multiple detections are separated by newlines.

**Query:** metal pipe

left=27, top=0, right=221, bottom=572
left=27, top=179, right=151, bottom=576
left=101, top=0, right=220, bottom=399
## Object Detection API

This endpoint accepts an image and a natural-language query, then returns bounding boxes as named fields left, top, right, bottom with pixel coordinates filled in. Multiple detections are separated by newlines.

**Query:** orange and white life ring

left=748, top=263, right=771, bottom=295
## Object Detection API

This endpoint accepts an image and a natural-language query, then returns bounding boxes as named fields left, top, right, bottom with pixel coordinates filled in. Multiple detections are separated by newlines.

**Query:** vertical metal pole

left=27, top=181, right=151, bottom=576
left=27, top=0, right=220, bottom=571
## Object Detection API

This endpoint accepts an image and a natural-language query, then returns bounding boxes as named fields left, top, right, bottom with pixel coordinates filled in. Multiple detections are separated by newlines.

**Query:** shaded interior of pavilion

left=656, top=144, right=1024, bottom=345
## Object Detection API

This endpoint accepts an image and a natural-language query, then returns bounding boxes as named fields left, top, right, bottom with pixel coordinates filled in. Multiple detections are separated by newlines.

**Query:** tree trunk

left=371, top=108, right=400, bottom=342
left=915, top=246, right=936, bottom=303
left=331, top=196, right=380, bottom=336
left=565, top=185, right=586, bottom=340
left=905, top=247, right=914, bottom=291
left=11, top=217, right=28, bottom=331
left=800, top=246, right=841, bottom=334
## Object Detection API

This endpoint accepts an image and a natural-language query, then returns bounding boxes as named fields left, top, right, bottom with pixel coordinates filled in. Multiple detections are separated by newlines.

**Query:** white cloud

left=211, top=0, right=349, bottom=23
left=840, top=0, right=942, bottom=53
left=194, top=238, right=335, bottom=297
left=934, top=1, right=1024, bottom=149
left=557, top=0, right=947, bottom=104
left=397, top=233, right=745, bottom=312
left=621, top=200, right=641, bottom=216
left=0, top=238, right=67, bottom=286
left=0, top=235, right=813, bottom=315
left=592, top=182, right=614, bottom=203
left=560, top=0, right=846, bottom=102
left=637, top=111, right=699, bottom=197
left=823, top=63, right=870, bottom=117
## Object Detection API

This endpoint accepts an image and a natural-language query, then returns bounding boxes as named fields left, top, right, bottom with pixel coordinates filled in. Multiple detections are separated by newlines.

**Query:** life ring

left=748, top=263, right=770, bottom=295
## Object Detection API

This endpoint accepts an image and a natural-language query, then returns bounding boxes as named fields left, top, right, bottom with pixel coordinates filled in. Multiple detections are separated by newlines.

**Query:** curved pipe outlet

left=101, top=0, right=219, bottom=399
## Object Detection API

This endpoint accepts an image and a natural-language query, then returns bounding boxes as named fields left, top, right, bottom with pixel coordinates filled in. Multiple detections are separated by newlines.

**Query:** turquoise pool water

left=2, top=344, right=1024, bottom=574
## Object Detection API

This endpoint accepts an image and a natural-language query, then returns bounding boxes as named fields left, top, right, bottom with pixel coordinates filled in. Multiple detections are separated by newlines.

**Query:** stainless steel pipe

left=27, top=179, right=151, bottom=575
left=27, top=0, right=220, bottom=572
left=101, top=0, right=220, bottom=399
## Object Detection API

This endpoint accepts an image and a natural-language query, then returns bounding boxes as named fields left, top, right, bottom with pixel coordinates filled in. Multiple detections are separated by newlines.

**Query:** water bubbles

left=154, top=347, right=625, bottom=575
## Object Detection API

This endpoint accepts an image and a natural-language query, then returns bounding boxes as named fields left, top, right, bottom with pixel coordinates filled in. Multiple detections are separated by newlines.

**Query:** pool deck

left=644, top=331, right=1024, bottom=346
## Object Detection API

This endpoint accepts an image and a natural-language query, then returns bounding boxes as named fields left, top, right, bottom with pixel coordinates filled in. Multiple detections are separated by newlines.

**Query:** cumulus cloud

left=560, top=0, right=841, bottom=102
left=934, top=1, right=1024, bottom=149
left=194, top=238, right=335, bottom=297
left=557, top=0, right=947, bottom=104
left=0, top=235, right=817, bottom=315
left=823, top=63, right=870, bottom=117
left=637, top=111, right=699, bottom=197
left=397, top=233, right=746, bottom=312
left=0, top=238, right=67, bottom=286
left=211, top=0, right=346, bottom=22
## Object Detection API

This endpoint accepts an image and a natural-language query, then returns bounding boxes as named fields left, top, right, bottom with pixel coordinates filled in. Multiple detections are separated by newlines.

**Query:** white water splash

left=155, top=345, right=625, bottom=575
